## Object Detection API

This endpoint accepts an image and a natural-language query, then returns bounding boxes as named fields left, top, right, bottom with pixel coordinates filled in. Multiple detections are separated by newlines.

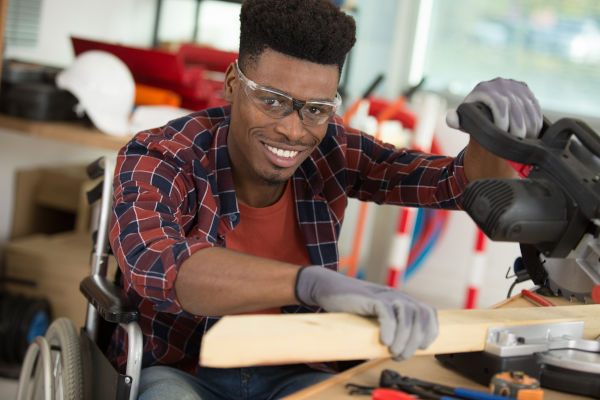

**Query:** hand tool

left=346, top=383, right=418, bottom=399
left=520, top=289, right=555, bottom=307
left=378, top=369, right=516, bottom=400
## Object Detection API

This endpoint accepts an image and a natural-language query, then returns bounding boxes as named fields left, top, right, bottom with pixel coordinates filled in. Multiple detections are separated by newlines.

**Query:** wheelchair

left=16, top=157, right=143, bottom=400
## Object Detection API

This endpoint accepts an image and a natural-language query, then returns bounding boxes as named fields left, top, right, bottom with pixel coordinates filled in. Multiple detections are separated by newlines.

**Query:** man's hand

left=295, top=266, right=438, bottom=360
left=446, top=78, right=543, bottom=181
left=446, top=77, right=543, bottom=139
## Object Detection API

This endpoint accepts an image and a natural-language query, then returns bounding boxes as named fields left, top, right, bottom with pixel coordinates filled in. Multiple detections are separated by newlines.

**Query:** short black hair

left=239, top=0, right=356, bottom=74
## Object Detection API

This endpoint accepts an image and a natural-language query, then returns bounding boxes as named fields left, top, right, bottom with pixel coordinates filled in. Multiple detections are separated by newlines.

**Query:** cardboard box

left=2, top=231, right=117, bottom=327
left=10, top=164, right=98, bottom=239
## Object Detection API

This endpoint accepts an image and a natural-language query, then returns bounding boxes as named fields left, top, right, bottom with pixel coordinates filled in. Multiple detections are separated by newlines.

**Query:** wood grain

left=200, top=305, right=600, bottom=368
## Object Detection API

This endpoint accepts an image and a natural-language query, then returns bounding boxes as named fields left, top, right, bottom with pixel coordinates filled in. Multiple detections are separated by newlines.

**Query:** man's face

left=224, top=49, right=340, bottom=192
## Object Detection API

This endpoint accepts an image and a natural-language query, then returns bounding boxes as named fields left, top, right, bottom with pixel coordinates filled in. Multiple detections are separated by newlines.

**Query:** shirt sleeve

left=109, top=134, right=216, bottom=315
left=341, top=124, right=469, bottom=209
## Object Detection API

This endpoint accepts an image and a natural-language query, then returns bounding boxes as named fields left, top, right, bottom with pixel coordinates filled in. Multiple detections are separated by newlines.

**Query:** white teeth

left=266, top=145, right=299, bottom=159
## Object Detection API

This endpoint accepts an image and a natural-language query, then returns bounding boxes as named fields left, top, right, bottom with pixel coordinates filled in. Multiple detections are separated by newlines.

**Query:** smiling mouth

left=265, top=144, right=300, bottom=159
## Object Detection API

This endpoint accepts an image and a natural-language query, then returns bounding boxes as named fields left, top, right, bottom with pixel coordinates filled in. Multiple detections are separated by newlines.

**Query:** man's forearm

left=174, top=247, right=302, bottom=316
left=463, top=137, right=518, bottom=182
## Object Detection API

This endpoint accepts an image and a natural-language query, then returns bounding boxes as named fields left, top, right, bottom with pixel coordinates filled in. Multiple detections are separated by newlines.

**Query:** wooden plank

left=200, top=305, right=600, bottom=368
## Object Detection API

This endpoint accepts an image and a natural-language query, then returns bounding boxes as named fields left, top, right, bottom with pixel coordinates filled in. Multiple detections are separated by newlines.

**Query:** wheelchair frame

left=16, top=157, right=143, bottom=400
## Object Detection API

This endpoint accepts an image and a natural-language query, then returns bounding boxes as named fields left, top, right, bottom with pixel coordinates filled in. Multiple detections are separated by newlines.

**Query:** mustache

left=255, top=134, right=318, bottom=149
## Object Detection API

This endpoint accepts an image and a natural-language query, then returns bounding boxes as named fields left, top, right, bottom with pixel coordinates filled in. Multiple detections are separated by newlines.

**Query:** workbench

left=283, top=294, right=594, bottom=400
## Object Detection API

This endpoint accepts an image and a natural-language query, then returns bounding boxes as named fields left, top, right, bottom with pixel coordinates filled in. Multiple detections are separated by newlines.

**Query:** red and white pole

left=386, top=207, right=417, bottom=288
left=384, top=93, right=443, bottom=288
left=463, top=228, right=487, bottom=309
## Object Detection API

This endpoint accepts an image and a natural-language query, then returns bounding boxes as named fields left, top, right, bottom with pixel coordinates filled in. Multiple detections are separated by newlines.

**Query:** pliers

left=379, top=369, right=516, bottom=400
left=346, top=383, right=418, bottom=399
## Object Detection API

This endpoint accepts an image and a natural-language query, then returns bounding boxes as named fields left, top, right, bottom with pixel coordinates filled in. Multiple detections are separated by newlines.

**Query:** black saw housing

left=457, top=102, right=600, bottom=287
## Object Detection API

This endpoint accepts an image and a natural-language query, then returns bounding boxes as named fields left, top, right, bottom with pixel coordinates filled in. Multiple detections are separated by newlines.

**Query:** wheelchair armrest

left=80, top=275, right=139, bottom=324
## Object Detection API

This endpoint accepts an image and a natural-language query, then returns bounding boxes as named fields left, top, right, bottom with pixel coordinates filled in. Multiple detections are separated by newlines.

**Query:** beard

left=260, top=166, right=292, bottom=186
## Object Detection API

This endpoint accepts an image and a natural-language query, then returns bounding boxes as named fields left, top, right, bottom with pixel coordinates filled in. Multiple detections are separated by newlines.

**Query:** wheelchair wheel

left=16, top=318, right=84, bottom=400
left=45, top=318, right=84, bottom=400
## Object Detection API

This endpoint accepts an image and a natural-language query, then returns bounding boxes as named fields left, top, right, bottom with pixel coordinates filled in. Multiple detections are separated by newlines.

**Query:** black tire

left=45, top=318, right=84, bottom=400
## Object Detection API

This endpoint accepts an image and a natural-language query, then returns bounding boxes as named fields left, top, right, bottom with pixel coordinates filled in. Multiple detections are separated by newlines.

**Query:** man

left=108, top=0, right=542, bottom=399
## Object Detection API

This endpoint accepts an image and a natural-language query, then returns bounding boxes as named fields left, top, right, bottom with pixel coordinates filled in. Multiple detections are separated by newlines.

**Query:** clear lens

left=236, top=60, right=340, bottom=126
left=301, top=102, right=337, bottom=125
left=245, top=87, right=293, bottom=118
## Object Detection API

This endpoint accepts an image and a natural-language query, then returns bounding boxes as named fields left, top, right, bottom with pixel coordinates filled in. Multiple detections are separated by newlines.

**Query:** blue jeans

left=138, top=364, right=334, bottom=400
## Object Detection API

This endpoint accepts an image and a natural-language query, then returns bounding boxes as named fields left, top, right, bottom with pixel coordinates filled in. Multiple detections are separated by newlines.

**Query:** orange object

left=342, top=98, right=363, bottom=125
left=135, top=83, right=182, bottom=107
left=490, top=371, right=543, bottom=400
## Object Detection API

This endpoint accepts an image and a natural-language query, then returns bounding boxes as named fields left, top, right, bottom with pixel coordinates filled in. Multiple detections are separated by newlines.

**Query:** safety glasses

left=235, top=60, right=341, bottom=126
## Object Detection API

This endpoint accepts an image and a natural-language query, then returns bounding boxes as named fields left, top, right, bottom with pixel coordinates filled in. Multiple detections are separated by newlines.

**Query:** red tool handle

left=521, top=289, right=556, bottom=307
left=372, top=388, right=417, bottom=400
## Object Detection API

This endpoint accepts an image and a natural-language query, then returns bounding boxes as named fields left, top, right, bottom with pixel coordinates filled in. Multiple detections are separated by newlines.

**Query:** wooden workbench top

left=284, top=355, right=592, bottom=400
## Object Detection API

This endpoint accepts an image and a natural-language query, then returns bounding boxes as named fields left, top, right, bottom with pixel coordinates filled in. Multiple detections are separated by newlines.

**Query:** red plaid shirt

left=107, top=105, right=469, bottom=374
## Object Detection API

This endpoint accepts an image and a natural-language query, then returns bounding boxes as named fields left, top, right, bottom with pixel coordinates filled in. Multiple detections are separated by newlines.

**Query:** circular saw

left=457, top=102, right=600, bottom=303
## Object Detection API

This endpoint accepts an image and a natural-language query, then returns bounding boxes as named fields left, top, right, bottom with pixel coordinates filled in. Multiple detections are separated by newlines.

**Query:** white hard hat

left=129, top=105, right=192, bottom=134
left=56, top=50, right=134, bottom=136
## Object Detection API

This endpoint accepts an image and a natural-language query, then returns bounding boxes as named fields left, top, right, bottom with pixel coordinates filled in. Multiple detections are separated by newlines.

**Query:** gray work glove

left=295, top=265, right=438, bottom=360
left=446, top=77, right=543, bottom=139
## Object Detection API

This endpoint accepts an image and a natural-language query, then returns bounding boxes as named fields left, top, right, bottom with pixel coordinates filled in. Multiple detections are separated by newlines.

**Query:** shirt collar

left=210, top=117, right=240, bottom=228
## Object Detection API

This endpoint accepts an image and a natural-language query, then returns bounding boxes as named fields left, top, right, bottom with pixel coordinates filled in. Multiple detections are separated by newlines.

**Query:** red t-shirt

left=225, top=181, right=311, bottom=313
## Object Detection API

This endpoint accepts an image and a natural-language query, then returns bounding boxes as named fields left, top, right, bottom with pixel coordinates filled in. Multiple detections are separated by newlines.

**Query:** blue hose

left=26, top=310, right=49, bottom=344
left=404, top=209, right=446, bottom=280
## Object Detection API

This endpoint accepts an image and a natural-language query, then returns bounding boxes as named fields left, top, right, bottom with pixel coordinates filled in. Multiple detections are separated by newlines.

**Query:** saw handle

left=457, top=101, right=600, bottom=161
left=456, top=102, right=547, bottom=165
left=457, top=101, right=600, bottom=222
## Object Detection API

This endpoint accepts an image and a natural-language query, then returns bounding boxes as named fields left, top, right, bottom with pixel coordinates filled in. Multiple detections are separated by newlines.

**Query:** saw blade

left=543, top=257, right=595, bottom=302
left=547, top=278, right=589, bottom=302
left=541, top=233, right=600, bottom=302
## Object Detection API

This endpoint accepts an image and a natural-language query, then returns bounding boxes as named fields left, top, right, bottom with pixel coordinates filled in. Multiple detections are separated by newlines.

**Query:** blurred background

left=0, top=0, right=600, bottom=398
left=1, top=0, right=599, bottom=396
